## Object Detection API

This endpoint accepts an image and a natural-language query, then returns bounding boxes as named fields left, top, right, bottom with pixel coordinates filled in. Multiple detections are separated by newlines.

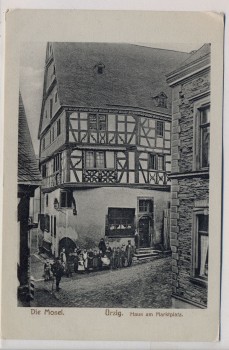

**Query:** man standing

left=126, top=240, right=134, bottom=267
left=51, top=258, right=64, bottom=291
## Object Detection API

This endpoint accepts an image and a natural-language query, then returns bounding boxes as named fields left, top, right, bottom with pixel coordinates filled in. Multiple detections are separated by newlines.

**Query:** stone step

left=136, top=249, right=161, bottom=254
left=134, top=251, right=160, bottom=260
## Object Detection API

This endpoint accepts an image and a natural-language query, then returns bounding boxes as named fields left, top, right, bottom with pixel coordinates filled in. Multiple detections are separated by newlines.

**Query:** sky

left=19, top=42, right=205, bottom=155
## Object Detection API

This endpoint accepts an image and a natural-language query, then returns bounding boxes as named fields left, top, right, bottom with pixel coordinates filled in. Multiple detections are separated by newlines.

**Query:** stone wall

left=170, top=68, right=210, bottom=308
left=171, top=177, right=209, bottom=307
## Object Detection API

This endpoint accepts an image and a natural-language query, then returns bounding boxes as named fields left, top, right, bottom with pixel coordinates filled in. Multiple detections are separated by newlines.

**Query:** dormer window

left=94, top=62, right=105, bottom=74
left=153, top=92, right=167, bottom=108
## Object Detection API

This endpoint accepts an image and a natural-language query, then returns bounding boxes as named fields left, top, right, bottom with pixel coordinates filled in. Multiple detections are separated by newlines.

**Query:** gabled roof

left=166, top=43, right=211, bottom=85
left=177, top=43, right=210, bottom=69
left=51, top=43, right=190, bottom=115
left=18, top=92, right=42, bottom=185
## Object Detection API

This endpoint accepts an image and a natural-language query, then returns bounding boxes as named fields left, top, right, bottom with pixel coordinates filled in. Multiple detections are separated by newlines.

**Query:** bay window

left=85, top=150, right=114, bottom=169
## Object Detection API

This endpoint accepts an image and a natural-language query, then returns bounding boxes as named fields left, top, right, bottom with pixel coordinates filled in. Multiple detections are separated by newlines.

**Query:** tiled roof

left=52, top=43, right=190, bottom=115
left=168, top=44, right=211, bottom=76
left=18, top=92, right=42, bottom=185
left=178, top=43, right=211, bottom=68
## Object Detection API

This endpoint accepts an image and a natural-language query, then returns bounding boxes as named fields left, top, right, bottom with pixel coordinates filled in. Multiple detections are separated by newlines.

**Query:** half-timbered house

left=38, top=43, right=190, bottom=256
left=167, top=44, right=211, bottom=308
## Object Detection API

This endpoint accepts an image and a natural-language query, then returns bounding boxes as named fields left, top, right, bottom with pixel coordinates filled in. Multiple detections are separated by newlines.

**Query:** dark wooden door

left=139, top=216, right=151, bottom=247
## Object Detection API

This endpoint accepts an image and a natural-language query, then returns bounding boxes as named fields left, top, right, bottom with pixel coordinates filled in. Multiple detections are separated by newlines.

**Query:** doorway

left=138, top=216, right=152, bottom=247
left=138, top=198, right=154, bottom=248
left=59, top=237, right=76, bottom=256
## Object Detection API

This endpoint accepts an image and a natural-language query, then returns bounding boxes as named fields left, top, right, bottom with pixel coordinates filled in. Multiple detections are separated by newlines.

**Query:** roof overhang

left=166, top=54, right=210, bottom=87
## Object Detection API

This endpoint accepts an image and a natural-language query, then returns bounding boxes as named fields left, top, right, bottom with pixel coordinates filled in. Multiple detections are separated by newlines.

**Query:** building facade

left=167, top=44, right=210, bottom=308
left=18, top=93, right=42, bottom=299
left=38, top=43, right=190, bottom=256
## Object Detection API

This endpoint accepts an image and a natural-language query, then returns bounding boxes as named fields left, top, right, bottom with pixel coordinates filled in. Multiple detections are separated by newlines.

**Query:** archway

left=59, top=237, right=76, bottom=256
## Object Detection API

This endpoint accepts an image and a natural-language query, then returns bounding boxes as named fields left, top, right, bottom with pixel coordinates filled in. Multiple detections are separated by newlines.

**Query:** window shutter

left=39, top=214, right=45, bottom=231
left=105, top=214, right=109, bottom=236
left=67, top=191, right=72, bottom=208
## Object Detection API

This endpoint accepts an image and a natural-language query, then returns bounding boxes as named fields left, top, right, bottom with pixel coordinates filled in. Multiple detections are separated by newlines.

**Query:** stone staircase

left=133, top=247, right=162, bottom=261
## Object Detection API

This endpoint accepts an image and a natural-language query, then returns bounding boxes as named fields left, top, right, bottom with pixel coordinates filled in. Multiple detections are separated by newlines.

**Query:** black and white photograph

left=18, top=41, right=211, bottom=309
left=2, top=8, right=224, bottom=343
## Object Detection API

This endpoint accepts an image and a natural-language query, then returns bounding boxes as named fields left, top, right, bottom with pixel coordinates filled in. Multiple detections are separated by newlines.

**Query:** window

left=95, top=62, right=105, bottom=74
left=153, top=92, right=167, bottom=108
left=39, top=214, right=45, bottom=231
left=53, top=216, right=56, bottom=237
left=156, top=121, right=164, bottom=137
left=192, top=209, right=209, bottom=282
left=98, top=115, right=106, bottom=130
left=98, top=66, right=104, bottom=74
left=45, top=214, right=50, bottom=232
left=42, top=138, right=46, bottom=150
left=105, top=208, right=135, bottom=237
left=52, top=126, right=55, bottom=142
left=55, top=92, right=58, bottom=103
left=158, top=155, right=164, bottom=171
left=96, top=151, right=105, bottom=168
left=139, top=199, right=153, bottom=213
left=200, top=106, right=210, bottom=168
left=42, top=164, right=47, bottom=177
left=50, top=98, right=53, bottom=119
left=194, top=101, right=210, bottom=170
left=60, top=191, right=72, bottom=208
left=45, top=110, right=47, bottom=119
left=149, top=154, right=165, bottom=171
left=57, top=119, right=61, bottom=136
left=89, top=114, right=97, bottom=130
left=50, top=216, right=53, bottom=235
left=88, top=114, right=107, bottom=131
left=53, top=154, right=61, bottom=173
left=158, top=96, right=167, bottom=108
left=46, top=194, right=49, bottom=207
left=85, top=151, right=106, bottom=169
left=149, top=154, right=156, bottom=170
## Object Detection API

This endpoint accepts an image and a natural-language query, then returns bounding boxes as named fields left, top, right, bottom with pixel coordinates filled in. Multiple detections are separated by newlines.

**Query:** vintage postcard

left=1, top=10, right=224, bottom=342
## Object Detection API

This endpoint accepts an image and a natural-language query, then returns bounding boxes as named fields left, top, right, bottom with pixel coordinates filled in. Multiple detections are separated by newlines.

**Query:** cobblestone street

left=31, top=256, right=172, bottom=308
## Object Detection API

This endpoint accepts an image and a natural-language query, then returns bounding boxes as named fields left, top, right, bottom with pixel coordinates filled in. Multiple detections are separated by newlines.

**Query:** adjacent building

left=38, top=43, right=190, bottom=256
left=167, top=44, right=210, bottom=308
left=18, top=92, right=42, bottom=299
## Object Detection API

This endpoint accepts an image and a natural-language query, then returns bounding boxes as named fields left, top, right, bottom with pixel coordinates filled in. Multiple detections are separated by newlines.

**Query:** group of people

left=43, top=238, right=135, bottom=291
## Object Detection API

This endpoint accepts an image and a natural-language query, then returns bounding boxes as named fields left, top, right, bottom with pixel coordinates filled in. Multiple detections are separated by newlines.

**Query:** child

left=78, top=252, right=85, bottom=273
left=44, top=259, right=51, bottom=281
left=83, top=249, right=88, bottom=271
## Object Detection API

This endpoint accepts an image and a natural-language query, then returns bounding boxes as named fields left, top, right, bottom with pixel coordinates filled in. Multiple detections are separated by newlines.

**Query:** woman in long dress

left=82, top=249, right=88, bottom=271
